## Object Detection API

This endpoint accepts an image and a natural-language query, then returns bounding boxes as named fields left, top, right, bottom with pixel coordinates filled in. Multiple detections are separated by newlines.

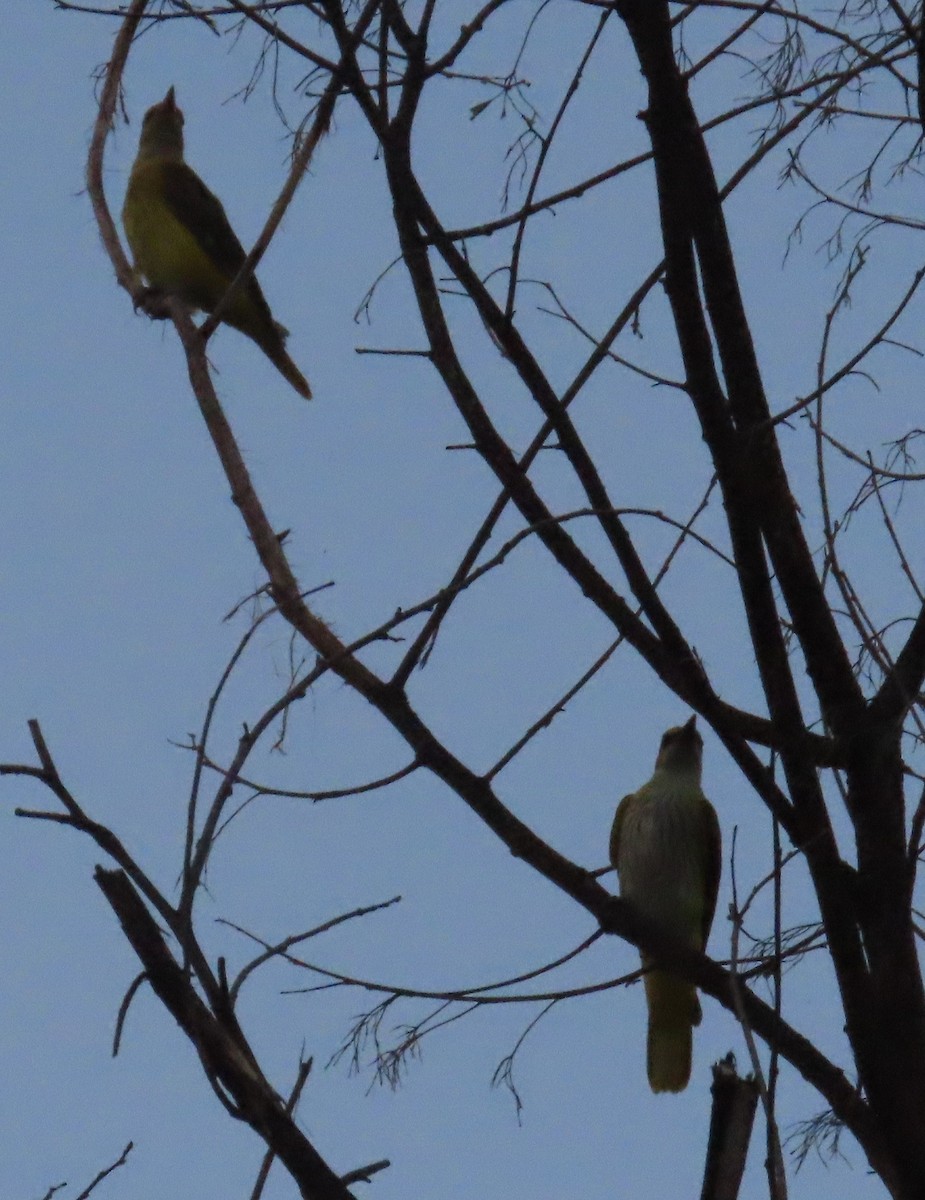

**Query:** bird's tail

left=643, top=967, right=700, bottom=1093
left=255, top=322, right=312, bottom=400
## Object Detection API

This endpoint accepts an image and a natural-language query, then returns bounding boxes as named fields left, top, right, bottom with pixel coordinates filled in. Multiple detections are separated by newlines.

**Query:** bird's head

left=654, top=714, right=703, bottom=777
left=137, top=86, right=185, bottom=162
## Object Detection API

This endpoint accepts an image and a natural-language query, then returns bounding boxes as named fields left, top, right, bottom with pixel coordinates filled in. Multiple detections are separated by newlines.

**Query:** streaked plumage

left=610, top=716, right=721, bottom=1093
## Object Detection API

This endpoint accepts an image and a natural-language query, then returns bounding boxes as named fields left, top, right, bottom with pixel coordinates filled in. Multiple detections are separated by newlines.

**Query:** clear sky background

left=2, top=3, right=920, bottom=1199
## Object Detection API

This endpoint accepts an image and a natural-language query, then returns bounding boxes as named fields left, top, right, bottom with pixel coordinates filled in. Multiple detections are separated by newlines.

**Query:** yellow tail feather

left=644, top=968, right=699, bottom=1093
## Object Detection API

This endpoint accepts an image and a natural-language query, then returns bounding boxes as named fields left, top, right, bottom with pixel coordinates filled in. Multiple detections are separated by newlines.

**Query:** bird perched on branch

left=610, top=715, right=721, bottom=1093
left=122, top=86, right=312, bottom=399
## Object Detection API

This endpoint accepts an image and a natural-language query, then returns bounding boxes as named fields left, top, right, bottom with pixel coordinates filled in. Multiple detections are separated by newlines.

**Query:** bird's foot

left=132, top=286, right=174, bottom=321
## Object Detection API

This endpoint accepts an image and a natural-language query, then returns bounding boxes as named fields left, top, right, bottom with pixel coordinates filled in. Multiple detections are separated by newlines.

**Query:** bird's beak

left=163, top=85, right=176, bottom=109
left=684, top=714, right=697, bottom=732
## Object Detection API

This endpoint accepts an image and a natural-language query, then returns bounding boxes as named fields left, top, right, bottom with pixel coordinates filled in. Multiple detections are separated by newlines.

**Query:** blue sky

left=2, top=3, right=917, bottom=1198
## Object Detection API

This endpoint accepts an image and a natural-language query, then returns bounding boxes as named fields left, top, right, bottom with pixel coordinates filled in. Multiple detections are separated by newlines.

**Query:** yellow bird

left=610, top=716, right=721, bottom=1093
left=122, top=87, right=311, bottom=399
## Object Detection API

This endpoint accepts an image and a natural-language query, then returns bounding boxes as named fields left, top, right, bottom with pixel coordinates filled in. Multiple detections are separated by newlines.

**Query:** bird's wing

left=609, top=792, right=636, bottom=870
left=158, top=161, right=248, bottom=279
left=699, top=796, right=722, bottom=950
left=158, top=160, right=278, bottom=333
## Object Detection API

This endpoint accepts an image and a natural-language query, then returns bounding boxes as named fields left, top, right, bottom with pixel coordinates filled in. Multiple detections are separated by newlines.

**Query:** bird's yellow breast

left=614, top=782, right=710, bottom=941
left=123, top=162, right=233, bottom=315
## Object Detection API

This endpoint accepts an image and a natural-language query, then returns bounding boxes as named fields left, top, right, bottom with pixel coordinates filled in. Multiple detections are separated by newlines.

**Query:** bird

left=609, top=715, right=721, bottom=1093
left=122, top=87, right=312, bottom=400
